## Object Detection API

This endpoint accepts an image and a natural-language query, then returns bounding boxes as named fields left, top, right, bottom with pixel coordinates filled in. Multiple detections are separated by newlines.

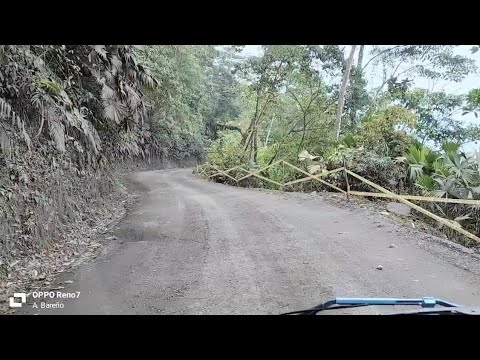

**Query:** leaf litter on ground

left=0, top=185, right=133, bottom=314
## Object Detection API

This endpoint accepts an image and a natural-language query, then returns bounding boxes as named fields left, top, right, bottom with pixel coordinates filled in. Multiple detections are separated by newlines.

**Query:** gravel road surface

left=19, top=168, right=480, bottom=315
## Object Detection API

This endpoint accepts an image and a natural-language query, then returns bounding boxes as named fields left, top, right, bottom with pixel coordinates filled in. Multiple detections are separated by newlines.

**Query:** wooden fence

left=196, top=160, right=480, bottom=243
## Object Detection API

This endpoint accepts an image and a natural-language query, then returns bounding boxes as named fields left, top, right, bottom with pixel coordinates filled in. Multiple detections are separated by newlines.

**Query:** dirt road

left=20, top=168, right=480, bottom=314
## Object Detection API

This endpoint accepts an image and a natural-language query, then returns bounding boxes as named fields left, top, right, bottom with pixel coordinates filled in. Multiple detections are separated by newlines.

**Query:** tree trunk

left=335, top=45, right=357, bottom=141
left=253, top=126, right=258, bottom=164
left=242, top=93, right=260, bottom=145
left=264, top=115, right=275, bottom=147
left=357, top=45, right=365, bottom=70
left=298, top=113, right=307, bottom=153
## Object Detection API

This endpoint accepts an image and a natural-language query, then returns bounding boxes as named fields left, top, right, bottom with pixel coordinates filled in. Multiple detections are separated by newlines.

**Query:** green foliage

left=440, top=152, right=478, bottom=187
left=391, top=88, right=476, bottom=145
left=416, top=173, right=435, bottom=191
left=464, top=88, right=480, bottom=122
left=467, top=88, right=480, bottom=108
left=258, top=145, right=298, bottom=186
left=140, top=45, right=242, bottom=162
left=398, top=141, right=480, bottom=240
left=207, top=132, right=246, bottom=170
left=401, top=141, right=480, bottom=197
left=296, top=147, right=405, bottom=192
left=343, top=66, right=370, bottom=130
left=369, top=45, right=477, bottom=82
left=404, top=145, right=432, bottom=181
left=257, top=144, right=281, bottom=165
left=233, top=45, right=342, bottom=164
left=323, top=145, right=354, bottom=168
left=0, top=45, right=159, bottom=168
left=441, top=141, right=461, bottom=155
left=37, top=78, right=62, bottom=95
left=340, top=134, right=357, bottom=148
left=203, top=44, right=480, bottom=244
left=1, top=45, right=244, bottom=265
left=356, top=105, right=417, bottom=156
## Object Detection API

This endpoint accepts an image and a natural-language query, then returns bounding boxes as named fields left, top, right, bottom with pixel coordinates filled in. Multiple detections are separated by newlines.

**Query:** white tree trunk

left=335, top=45, right=357, bottom=141
left=264, top=115, right=275, bottom=147
left=357, top=45, right=365, bottom=70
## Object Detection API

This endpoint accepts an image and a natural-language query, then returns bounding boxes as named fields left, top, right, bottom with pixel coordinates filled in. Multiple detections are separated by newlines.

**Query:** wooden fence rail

left=196, top=160, right=480, bottom=243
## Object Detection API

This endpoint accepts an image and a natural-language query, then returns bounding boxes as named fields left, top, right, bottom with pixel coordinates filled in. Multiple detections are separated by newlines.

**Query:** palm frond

left=89, top=67, right=104, bottom=85
left=94, top=45, right=108, bottom=61
left=101, top=84, right=116, bottom=101
left=441, top=153, right=476, bottom=186
left=415, top=173, right=435, bottom=191
left=103, top=99, right=127, bottom=124
left=139, top=68, right=158, bottom=89
left=453, top=214, right=471, bottom=228
left=30, top=91, right=45, bottom=109
left=110, top=55, right=122, bottom=72
left=409, top=164, right=423, bottom=181
left=68, top=107, right=101, bottom=154
left=298, top=149, right=319, bottom=161
left=124, top=83, right=141, bottom=110
left=441, top=141, right=460, bottom=155
left=433, top=202, right=446, bottom=216
left=405, top=145, right=430, bottom=165
left=432, top=189, right=447, bottom=198
left=104, top=70, right=115, bottom=84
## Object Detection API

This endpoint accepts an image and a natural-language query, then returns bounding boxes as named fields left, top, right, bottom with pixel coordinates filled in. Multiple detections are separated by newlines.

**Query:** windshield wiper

left=390, top=307, right=480, bottom=315
left=281, top=297, right=462, bottom=315
left=281, top=301, right=369, bottom=315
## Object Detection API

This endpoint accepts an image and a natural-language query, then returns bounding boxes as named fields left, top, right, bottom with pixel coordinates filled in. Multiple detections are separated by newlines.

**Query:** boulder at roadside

left=386, top=202, right=411, bottom=216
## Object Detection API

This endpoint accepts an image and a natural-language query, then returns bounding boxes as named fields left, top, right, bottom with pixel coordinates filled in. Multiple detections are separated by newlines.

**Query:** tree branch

left=362, top=45, right=403, bottom=71
left=287, top=89, right=304, bottom=113
left=216, top=123, right=242, bottom=134
left=371, top=58, right=406, bottom=101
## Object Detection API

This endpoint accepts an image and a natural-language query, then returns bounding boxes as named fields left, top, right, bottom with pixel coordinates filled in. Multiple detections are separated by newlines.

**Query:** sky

left=239, top=45, right=480, bottom=153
